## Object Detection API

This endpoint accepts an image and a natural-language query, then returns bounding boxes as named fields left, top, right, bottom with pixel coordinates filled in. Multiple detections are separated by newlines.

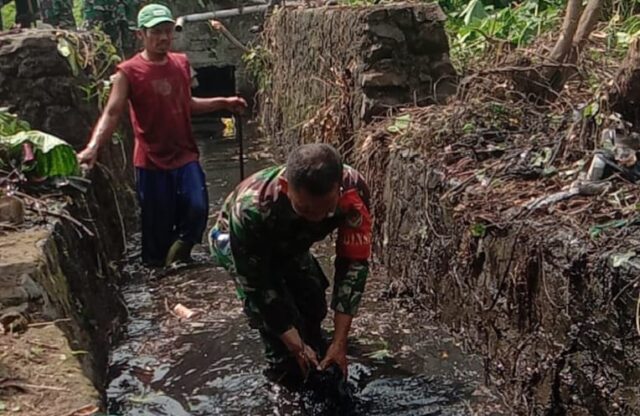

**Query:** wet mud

left=106, top=131, right=494, bottom=415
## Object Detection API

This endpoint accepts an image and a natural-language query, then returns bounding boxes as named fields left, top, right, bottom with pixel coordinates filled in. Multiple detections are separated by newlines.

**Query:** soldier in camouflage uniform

left=210, top=143, right=372, bottom=383
left=38, top=0, right=76, bottom=29
left=83, top=0, right=140, bottom=56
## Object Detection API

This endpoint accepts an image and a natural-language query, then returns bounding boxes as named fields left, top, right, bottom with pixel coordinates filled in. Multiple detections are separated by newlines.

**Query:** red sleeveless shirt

left=117, top=52, right=199, bottom=170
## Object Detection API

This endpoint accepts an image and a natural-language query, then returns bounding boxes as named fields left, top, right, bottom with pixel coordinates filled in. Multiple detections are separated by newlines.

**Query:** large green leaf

left=0, top=108, right=31, bottom=136
left=461, top=0, right=487, bottom=25
left=0, top=130, right=79, bottom=177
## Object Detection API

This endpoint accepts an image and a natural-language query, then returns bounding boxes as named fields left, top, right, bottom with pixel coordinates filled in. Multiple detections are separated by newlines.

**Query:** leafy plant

left=0, top=109, right=31, bottom=136
left=57, top=30, right=122, bottom=108
left=1, top=131, right=79, bottom=177
left=243, top=46, right=273, bottom=94
left=444, top=0, right=563, bottom=71
left=0, top=109, right=78, bottom=178
left=57, top=29, right=124, bottom=145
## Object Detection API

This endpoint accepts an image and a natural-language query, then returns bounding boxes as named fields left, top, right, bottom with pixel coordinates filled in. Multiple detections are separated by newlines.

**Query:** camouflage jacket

left=39, top=0, right=75, bottom=29
left=83, top=0, right=138, bottom=24
left=216, top=165, right=372, bottom=333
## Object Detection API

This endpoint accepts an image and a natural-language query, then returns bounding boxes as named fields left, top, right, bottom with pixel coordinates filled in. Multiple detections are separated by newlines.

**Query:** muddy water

left=106, top=130, right=490, bottom=415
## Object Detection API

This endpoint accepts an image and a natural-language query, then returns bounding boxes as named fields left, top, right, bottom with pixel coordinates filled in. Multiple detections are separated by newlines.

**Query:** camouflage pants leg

left=257, top=252, right=329, bottom=364
left=15, top=0, right=38, bottom=28
left=209, top=232, right=329, bottom=365
left=40, top=0, right=76, bottom=29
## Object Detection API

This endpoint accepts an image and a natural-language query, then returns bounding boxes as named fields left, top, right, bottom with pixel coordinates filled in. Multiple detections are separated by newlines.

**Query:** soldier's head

left=283, top=143, right=343, bottom=222
left=137, top=4, right=175, bottom=56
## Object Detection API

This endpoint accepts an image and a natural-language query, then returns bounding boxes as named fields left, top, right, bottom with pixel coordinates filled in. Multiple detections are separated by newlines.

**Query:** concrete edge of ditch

left=0, top=167, right=135, bottom=414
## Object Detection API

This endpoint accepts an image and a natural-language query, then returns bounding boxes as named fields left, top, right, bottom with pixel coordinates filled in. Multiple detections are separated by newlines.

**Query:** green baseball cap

left=137, top=4, right=175, bottom=28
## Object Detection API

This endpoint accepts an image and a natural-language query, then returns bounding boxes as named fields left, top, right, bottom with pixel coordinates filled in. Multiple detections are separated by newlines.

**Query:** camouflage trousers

left=83, top=0, right=139, bottom=56
left=39, top=0, right=76, bottom=29
left=209, top=228, right=329, bottom=365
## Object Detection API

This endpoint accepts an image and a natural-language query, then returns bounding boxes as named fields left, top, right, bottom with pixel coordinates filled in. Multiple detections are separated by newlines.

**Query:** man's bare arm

left=88, top=73, right=129, bottom=149
left=77, top=72, right=129, bottom=167
left=190, top=96, right=247, bottom=115
left=190, top=97, right=232, bottom=114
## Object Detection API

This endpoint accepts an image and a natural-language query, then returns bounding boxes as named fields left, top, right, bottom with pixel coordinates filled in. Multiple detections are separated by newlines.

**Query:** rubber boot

left=164, top=239, right=194, bottom=266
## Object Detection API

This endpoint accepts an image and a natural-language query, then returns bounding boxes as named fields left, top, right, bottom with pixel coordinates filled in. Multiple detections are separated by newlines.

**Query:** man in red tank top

left=77, top=4, right=246, bottom=266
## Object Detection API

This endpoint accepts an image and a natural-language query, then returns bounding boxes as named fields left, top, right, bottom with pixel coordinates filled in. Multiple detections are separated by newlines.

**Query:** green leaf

left=582, top=101, right=600, bottom=119
left=366, top=348, right=393, bottom=360
left=462, top=123, right=475, bottom=133
left=0, top=401, right=6, bottom=411
left=589, top=219, right=630, bottom=239
left=57, top=38, right=71, bottom=57
left=387, top=114, right=412, bottom=134
left=0, top=130, right=79, bottom=177
left=470, top=223, right=486, bottom=237
left=0, top=109, right=31, bottom=136
left=611, top=251, right=636, bottom=268
left=57, top=38, right=79, bottom=76
left=531, top=147, right=553, bottom=167
left=461, top=0, right=487, bottom=25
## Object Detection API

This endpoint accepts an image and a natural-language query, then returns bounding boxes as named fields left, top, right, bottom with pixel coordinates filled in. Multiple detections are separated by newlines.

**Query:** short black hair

left=285, top=143, right=343, bottom=196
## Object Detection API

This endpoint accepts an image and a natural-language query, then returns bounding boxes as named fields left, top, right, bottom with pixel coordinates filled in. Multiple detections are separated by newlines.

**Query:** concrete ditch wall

left=0, top=30, right=136, bottom=413
left=260, top=2, right=457, bottom=160
left=377, top=142, right=640, bottom=415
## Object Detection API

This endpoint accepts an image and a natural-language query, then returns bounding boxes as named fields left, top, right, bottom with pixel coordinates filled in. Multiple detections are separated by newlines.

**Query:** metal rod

left=236, top=115, right=245, bottom=181
left=175, top=4, right=271, bottom=32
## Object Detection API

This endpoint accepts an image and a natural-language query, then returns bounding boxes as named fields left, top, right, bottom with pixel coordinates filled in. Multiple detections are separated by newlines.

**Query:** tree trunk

left=547, top=0, right=583, bottom=66
left=573, top=0, right=604, bottom=46
left=608, top=38, right=640, bottom=127
left=547, top=0, right=603, bottom=90
left=519, top=0, right=603, bottom=101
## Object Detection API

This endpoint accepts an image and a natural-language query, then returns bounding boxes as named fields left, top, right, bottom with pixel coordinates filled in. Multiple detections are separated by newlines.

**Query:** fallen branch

left=15, top=191, right=95, bottom=237
left=0, top=379, right=70, bottom=392
left=636, top=288, right=640, bottom=337
left=26, top=339, right=60, bottom=350
left=27, top=318, right=72, bottom=327
left=65, top=404, right=100, bottom=416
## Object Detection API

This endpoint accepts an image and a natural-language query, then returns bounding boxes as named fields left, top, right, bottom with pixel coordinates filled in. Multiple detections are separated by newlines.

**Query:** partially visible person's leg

left=284, top=252, right=330, bottom=356
left=44, top=0, right=75, bottom=29
left=136, top=168, right=177, bottom=266
left=248, top=252, right=330, bottom=384
left=166, top=161, right=208, bottom=264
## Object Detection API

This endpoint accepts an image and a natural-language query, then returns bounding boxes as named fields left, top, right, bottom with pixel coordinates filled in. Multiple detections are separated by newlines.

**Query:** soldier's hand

left=280, top=327, right=319, bottom=376
left=319, top=340, right=348, bottom=379
left=294, top=343, right=320, bottom=377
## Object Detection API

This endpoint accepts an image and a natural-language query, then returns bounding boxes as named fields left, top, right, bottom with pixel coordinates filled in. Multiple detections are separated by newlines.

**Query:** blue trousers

left=135, top=161, right=209, bottom=265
